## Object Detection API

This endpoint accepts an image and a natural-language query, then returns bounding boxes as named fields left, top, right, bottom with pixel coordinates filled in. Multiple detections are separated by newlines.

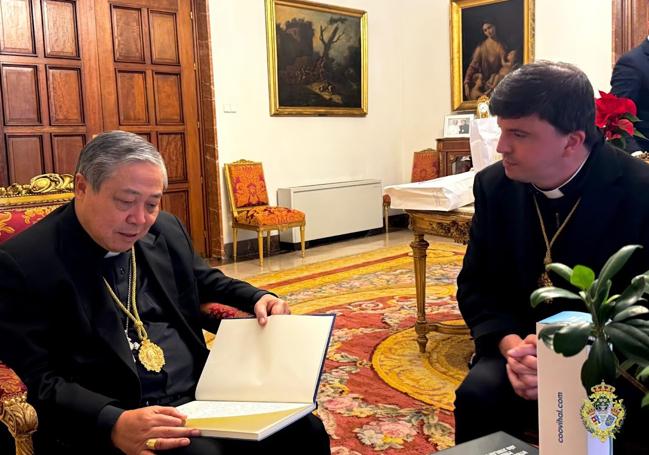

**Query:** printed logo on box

left=580, top=382, right=625, bottom=442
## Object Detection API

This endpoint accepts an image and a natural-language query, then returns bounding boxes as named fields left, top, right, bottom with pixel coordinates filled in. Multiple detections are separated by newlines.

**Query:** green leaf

left=612, top=306, right=649, bottom=322
left=613, top=275, right=646, bottom=314
left=642, top=393, right=649, bottom=408
left=626, top=318, right=649, bottom=330
left=622, top=112, right=641, bottom=122
left=538, top=324, right=567, bottom=349
left=596, top=245, right=642, bottom=298
left=530, top=287, right=582, bottom=308
left=570, top=265, right=595, bottom=290
left=635, top=130, right=647, bottom=140
left=553, top=322, right=592, bottom=356
left=638, top=365, right=649, bottom=381
left=581, top=337, right=617, bottom=390
left=594, top=280, right=612, bottom=323
left=546, top=263, right=573, bottom=284
left=605, top=322, right=649, bottom=366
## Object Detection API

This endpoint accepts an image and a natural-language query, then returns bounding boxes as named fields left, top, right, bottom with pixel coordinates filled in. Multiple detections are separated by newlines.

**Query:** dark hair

left=75, top=130, right=168, bottom=191
left=489, top=61, right=599, bottom=146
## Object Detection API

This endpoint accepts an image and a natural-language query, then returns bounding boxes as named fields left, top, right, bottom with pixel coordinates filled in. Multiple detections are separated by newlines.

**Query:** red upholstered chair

left=224, top=160, right=306, bottom=266
left=383, top=149, right=439, bottom=232
left=0, top=173, right=74, bottom=455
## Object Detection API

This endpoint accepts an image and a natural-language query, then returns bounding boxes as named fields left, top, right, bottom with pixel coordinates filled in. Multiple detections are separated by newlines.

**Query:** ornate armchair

left=0, top=173, right=74, bottom=455
left=383, top=149, right=439, bottom=233
left=224, top=160, right=306, bottom=266
left=0, top=174, right=250, bottom=454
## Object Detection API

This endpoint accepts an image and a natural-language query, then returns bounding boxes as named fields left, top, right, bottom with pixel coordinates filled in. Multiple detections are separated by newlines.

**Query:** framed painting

left=450, top=0, right=534, bottom=111
left=265, top=0, right=368, bottom=116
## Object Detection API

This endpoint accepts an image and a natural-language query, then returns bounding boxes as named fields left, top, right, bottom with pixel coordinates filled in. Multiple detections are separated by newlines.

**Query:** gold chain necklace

left=533, top=195, right=582, bottom=288
left=103, top=247, right=166, bottom=373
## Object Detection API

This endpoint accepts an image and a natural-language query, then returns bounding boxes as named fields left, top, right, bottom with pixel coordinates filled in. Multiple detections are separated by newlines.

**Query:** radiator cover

left=277, top=179, right=383, bottom=243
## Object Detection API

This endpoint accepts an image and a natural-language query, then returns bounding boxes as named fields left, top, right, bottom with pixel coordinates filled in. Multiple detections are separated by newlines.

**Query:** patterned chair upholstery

left=0, top=173, right=74, bottom=455
left=0, top=174, right=251, bottom=454
left=224, top=160, right=306, bottom=266
left=383, top=149, right=440, bottom=233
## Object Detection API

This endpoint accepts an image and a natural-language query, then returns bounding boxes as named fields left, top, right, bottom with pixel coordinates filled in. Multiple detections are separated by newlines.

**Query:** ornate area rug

left=246, top=241, right=472, bottom=454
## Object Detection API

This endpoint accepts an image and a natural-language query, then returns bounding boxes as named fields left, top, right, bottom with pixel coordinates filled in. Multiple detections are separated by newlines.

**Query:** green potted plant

left=531, top=244, right=649, bottom=408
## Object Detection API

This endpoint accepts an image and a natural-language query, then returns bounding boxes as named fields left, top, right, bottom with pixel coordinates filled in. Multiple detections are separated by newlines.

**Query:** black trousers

left=453, top=355, right=537, bottom=444
left=166, top=413, right=330, bottom=455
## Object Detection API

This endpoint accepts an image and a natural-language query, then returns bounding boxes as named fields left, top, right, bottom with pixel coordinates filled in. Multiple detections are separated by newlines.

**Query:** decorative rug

left=245, top=241, right=472, bottom=454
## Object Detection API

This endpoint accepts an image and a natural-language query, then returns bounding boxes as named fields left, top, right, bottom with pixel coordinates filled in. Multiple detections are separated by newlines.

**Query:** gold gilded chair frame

left=0, top=173, right=74, bottom=455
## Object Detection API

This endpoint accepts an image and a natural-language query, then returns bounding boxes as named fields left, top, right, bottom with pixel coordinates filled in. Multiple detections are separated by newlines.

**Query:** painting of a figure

left=266, top=0, right=367, bottom=116
left=451, top=0, right=534, bottom=110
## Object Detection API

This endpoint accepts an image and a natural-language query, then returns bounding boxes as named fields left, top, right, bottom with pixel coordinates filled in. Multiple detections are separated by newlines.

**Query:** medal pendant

left=138, top=339, right=165, bottom=372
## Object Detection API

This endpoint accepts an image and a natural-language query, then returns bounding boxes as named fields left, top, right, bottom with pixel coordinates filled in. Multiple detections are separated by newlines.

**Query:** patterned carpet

left=246, top=242, right=472, bottom=454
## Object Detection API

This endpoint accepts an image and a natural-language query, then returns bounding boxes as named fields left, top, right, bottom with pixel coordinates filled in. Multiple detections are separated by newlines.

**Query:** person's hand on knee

left=111, top=406, right=201, bottom=454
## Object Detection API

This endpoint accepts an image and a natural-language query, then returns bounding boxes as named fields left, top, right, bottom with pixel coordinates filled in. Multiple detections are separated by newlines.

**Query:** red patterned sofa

left=0, top=174, right=249, bottom=454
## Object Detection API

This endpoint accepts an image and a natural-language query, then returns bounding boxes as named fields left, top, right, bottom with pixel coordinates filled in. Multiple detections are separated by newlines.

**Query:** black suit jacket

left=457, top=141, right=649, bottom=356
left=611, top=38, right=649, bottom=152
left=0, top=203, right=268, bottom=453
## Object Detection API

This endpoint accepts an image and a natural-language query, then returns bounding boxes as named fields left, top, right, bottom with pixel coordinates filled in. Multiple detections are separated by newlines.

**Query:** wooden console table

left=406, top=207, right=473, bottom=353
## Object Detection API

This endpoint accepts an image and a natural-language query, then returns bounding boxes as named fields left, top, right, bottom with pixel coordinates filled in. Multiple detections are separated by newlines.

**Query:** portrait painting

left=265, top=0, right=368, bottom=116
left=450, top=0, right=534, bottom=110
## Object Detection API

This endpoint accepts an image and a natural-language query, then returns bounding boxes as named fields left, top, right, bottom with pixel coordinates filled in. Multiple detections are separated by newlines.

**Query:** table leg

left=411, top=232, right=429, bottom=353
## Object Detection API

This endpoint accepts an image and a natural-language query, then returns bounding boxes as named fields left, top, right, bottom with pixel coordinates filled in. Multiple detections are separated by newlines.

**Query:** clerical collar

left=105, top=251, right=124, bottom=258
left=533, top=152, right=590, bottom=199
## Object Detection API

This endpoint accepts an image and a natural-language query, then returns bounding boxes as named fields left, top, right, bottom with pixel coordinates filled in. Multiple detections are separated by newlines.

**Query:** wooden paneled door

left=94, top=0, right=206, bottom=254
left=0, top=0, right=102, bottom=184
left=0, top=0, right=208, bottom=255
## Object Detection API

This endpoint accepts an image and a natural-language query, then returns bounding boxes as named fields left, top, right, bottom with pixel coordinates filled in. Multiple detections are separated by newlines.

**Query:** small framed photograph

left=444, top=113, right=474, bottom=138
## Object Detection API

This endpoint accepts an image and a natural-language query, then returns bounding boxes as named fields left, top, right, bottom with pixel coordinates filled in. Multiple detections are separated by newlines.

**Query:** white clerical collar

left=533, top=152, right=590, bottom=199
left=104, top=251, right=123, bottom=258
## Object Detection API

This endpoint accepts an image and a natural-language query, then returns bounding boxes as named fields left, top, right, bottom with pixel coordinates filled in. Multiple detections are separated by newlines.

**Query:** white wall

left=209, top=0, right=612, bottom=244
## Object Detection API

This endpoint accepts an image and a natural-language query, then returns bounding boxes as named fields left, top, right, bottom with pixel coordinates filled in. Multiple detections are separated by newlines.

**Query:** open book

left=177, top=314, right=335, bottom=440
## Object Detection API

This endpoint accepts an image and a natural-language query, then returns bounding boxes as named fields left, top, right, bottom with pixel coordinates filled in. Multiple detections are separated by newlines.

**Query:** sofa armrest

left=199, top=303, right=253, bottom=335
left=0, top=362, right=37, bottom=455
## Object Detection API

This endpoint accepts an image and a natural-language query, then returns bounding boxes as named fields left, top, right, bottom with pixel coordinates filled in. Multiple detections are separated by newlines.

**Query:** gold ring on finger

left=145, top=438, right=157, bottom=450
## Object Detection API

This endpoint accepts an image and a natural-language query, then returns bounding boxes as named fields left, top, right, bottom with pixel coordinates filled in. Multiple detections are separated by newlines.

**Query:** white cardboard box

left=537, top=311, right=611, bottom=454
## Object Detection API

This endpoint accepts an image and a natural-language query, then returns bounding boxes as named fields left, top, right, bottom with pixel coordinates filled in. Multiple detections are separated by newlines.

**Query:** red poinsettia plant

left=595, top=91, right=647, bottom=150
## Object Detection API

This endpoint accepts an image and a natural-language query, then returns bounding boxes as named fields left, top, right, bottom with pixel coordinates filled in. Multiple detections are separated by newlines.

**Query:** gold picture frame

left=450, top=0, right=534, bottom=111
left=265, top=0, right=368, bottom=116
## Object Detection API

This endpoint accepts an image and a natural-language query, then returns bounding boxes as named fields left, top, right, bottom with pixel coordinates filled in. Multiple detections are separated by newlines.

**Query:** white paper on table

left=383, top=171, right=475, bottom=211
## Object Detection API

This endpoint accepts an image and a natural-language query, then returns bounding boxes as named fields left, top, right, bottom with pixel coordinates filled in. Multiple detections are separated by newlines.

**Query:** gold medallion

left=138, top=338, right=166, bottom=372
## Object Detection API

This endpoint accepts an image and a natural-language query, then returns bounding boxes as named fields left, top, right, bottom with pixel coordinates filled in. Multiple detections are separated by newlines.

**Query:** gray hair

left=75, top=130, right=168, bottom=191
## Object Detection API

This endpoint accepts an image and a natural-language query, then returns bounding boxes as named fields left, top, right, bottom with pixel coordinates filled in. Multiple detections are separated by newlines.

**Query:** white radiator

left=277, top=179, right=383, bottom=243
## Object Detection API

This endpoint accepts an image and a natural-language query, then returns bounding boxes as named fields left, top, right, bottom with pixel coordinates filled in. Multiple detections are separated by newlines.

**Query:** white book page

left=176, top=401, right=309, bottom=419
left=196, top=314, right=334, bottom=403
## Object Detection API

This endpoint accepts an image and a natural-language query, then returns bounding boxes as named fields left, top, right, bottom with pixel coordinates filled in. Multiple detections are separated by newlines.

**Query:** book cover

left=177, top=314, right=335, bottom=440
left=437, top=431, right=538, bottom=454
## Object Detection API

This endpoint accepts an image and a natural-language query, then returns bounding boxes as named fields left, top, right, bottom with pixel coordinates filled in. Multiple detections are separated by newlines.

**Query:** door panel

left=0, top=0, right=102, bottom=186
left=0, top=0, right=35, bottom=55
left=42, top=0, right=79, bottom=58
left=96, top=0, right=206, bottom=254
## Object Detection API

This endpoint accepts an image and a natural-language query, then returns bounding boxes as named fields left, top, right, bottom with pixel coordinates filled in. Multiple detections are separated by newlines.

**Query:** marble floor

left=216, top=228, right=453, bottom=280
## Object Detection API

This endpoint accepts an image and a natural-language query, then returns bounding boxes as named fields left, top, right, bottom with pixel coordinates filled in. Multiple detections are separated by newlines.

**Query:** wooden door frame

left=191, top=0, right=224, bottom=259
left=612, top=0, right=649, bottom=64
